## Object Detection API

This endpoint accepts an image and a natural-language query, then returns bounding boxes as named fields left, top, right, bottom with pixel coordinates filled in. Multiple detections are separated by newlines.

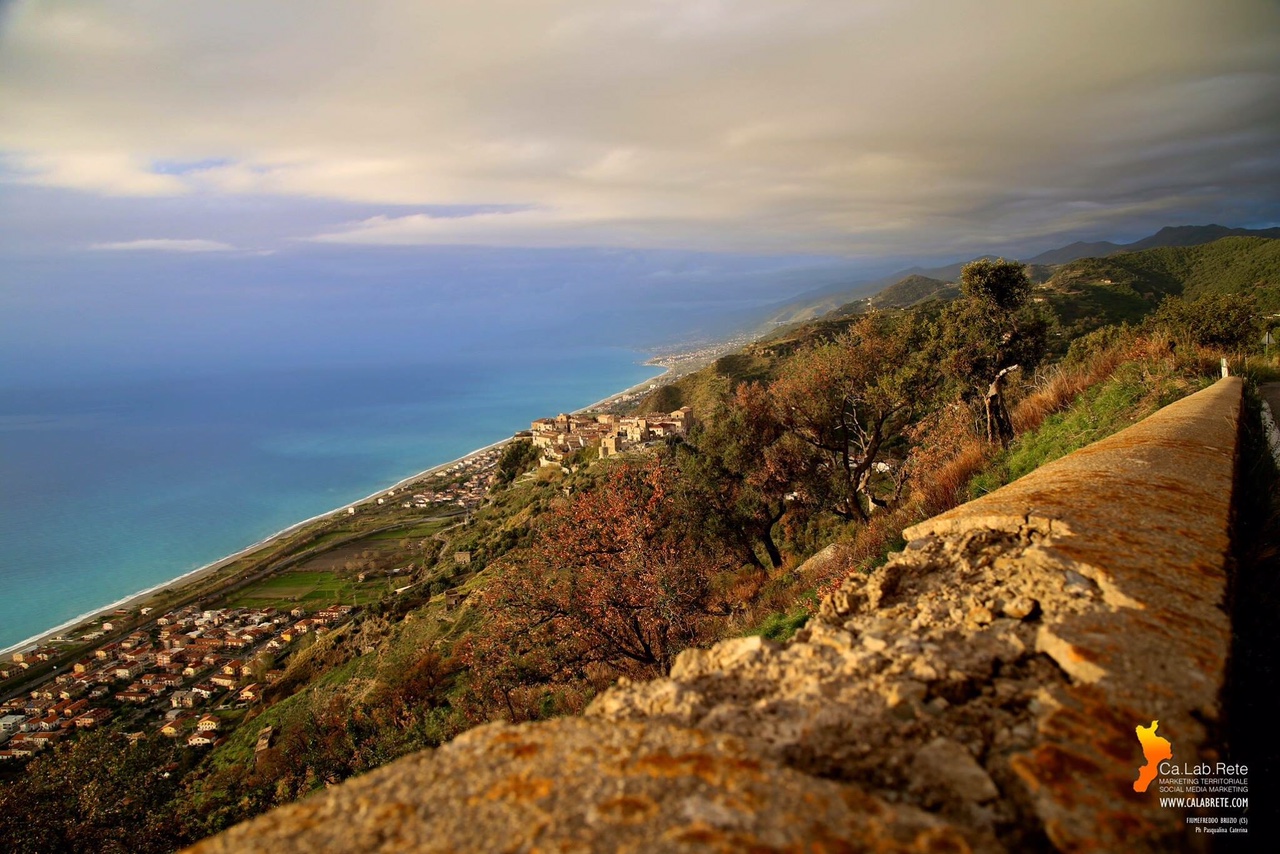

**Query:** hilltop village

left=525, top=407, right=693, bottom=464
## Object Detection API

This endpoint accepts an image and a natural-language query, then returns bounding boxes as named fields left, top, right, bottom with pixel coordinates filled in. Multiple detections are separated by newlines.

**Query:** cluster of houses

left=527, top=407, right=694, bottom=464
left=361, top=407, right=696, bottom=516
left=399, top=446, right=503, bottom=510
left=0, top=602, right=355, bottom=762
left=648, top=337, right=752, bottom=373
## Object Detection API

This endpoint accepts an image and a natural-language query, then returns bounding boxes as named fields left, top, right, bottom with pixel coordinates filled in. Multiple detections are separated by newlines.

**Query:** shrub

left=1152, top=293, right=1260, bottom=351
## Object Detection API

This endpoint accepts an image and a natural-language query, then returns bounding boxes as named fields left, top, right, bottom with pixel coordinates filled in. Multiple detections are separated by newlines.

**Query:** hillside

left=1042, top=236, right=1280, bottom=338
left=635, top=350, right=781, bottom=414
left=1020, top=224, right=1280, bottom=265
left=1125, top=223, right=1280, bottom=251
left=869, top=274, right=953, bottom=308
left=759, top=224, right=1280, bottom=329
left=641, top=237, right=1280, bottom=414
left=633, top=308, right=893, bottom=413
left=1048, top=235, right=1280, bottom=299
left=823, top=236, right=1280, bottom=348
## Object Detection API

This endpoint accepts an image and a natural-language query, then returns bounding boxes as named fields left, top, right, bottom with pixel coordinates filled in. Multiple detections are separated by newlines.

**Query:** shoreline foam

left=1, top=362, right=670, bottom=657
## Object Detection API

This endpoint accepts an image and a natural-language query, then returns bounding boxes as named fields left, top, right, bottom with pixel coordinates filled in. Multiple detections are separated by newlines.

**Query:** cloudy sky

left=1, top=0, right=1278, bottom=261
left=1, top=0, right=1279, bottom=387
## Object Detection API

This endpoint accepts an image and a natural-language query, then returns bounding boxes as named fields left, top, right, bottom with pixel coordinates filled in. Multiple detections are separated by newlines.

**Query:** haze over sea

left=0, top=245, right=844, bottom=652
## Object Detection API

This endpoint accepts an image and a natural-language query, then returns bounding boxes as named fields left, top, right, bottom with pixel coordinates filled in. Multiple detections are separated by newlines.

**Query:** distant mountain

left=1025, top=241, right=1124, bottom=266
left=1025, top=225, right=1280, bottom=266
left=1125, top=224, right=1280, bottom=252
left=870, top=274, right=953, bottom=308
left=756, top=224, right=1280, bottom=330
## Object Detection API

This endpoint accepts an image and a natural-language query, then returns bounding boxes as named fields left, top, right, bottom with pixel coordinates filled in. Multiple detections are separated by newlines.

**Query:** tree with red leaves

left=463, top=457, right=732, bottom=720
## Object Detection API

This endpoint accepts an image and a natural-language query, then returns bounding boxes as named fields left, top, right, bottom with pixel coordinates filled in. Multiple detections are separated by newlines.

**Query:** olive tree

left=934, top=259, right=1047, bottom=447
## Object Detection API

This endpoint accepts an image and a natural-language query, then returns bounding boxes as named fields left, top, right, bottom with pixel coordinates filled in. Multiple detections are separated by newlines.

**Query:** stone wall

left=188, top=377, right=1244, bottom=853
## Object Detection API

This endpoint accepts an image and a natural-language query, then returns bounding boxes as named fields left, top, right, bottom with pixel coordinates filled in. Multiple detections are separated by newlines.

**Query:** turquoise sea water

left=0, top=350, right=661, bottom=652
left=0, top=244, right=847, bottom=653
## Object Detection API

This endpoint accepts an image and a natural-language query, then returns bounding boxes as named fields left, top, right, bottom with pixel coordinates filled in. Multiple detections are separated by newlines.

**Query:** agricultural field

left=219, top=513, right=460, bottom=610
left=222, top=569, right=380, bottom=610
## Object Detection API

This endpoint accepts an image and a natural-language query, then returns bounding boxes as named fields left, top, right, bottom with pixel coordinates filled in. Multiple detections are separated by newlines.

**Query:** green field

left=224, top=569, right=392, bottom=610
left=365, top=519, right=453, bottom=540
left=212, top=512, right=460, bottom=611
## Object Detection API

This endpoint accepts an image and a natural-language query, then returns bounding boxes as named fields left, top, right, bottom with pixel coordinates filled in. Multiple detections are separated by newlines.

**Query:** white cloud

left=308, top=208, right=712, bottom=250
left=12, top=153, right=189, bottom=197
left=89, top=239, right=237, bottom=252
left=1, top=0, right=1278, bottom=255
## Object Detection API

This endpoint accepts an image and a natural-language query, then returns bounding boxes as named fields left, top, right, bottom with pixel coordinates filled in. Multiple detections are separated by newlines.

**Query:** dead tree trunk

left=985, top=365, right=1018, bottom=448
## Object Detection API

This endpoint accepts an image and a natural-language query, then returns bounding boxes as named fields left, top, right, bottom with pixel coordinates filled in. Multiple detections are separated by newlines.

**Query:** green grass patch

left=366, top=520, right=449, bottom=540
left=969, top=363, right=1212, bottom=499
left=747, top=608, right=810, bottom=642
left=207, top=690, right=308, bottom=771
left=308, top=531, right=352, bottom=548
left=238, top=585, right=311, bottom=600
left=224, top=569, right=385, bottom=609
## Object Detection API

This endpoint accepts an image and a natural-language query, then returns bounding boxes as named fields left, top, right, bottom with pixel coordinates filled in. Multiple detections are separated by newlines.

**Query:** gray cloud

left=2, top=0, right=1278, bottom=256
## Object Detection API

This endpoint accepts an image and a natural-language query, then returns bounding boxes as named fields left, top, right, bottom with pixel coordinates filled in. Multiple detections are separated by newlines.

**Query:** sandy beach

left=574, top=362, right=669, bottom=413
left=2, top=362, right=678, bottom=658
left=0, top=439, right=513, bottom=658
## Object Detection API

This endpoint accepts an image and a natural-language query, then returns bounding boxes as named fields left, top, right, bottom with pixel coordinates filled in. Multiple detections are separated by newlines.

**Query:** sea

left=0, top=245, right=851, bottom=653
left=0, top=352, right=661, bottom=653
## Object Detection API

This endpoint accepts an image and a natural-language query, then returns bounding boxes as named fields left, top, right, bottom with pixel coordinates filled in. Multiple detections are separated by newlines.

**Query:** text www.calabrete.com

left=1159, top=797, right=1249, bottom=809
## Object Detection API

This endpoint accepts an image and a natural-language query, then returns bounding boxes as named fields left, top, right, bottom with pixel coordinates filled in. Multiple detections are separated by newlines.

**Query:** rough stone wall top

left=898, top=376, right=1242, bottom=849
left=593, top=377, right=1242, bottom=851
left=188, top=717, right=965, bottom=854
left=188, top=377, right=1244, bottom=854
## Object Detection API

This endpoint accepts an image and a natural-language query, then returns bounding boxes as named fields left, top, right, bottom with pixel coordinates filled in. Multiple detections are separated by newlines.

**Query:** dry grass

left=797, top=506, right=922, bottom=602
left=1011, top=346, right=1126, bottom=434
left=841, top=509, right=913, bottom=571
left=901, top=401, right=996, bottom=519
left=718, top=565, right=769, bottom=609
left=917, top=441, right=993, bottom=518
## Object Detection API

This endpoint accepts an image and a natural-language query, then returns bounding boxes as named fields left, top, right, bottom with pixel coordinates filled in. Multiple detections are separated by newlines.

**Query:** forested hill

left=761, top=224, right=1280, bottom=328
left=640, top=236, right=1279, bottom=416
left=1024, top=224, right=1280, bottom=265
left=1039, top=236, right=1280, bottom=341
left=1047, top=236, right=1280, bottom=304
left=869, top=274, right=955, bottom=309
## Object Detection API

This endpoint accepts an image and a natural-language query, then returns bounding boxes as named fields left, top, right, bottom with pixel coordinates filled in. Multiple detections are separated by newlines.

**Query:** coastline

left=574, top=362, right=669, bottom=413
left=0, top=437, right=514, bottom=658
left=1, top=361, right=674, bottom=658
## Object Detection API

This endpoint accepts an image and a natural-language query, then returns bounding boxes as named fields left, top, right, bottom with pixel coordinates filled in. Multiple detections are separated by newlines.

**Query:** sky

left=1, top=0, right=1279, bottom=385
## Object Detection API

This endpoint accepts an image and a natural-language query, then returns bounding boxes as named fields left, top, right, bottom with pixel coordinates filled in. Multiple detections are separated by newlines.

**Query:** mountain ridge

left=759, top=223, right=1280, bottom=328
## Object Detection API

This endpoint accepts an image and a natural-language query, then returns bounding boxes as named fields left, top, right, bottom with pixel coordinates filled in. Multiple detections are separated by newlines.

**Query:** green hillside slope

left=1043, top=237, right=1280, bottom=337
